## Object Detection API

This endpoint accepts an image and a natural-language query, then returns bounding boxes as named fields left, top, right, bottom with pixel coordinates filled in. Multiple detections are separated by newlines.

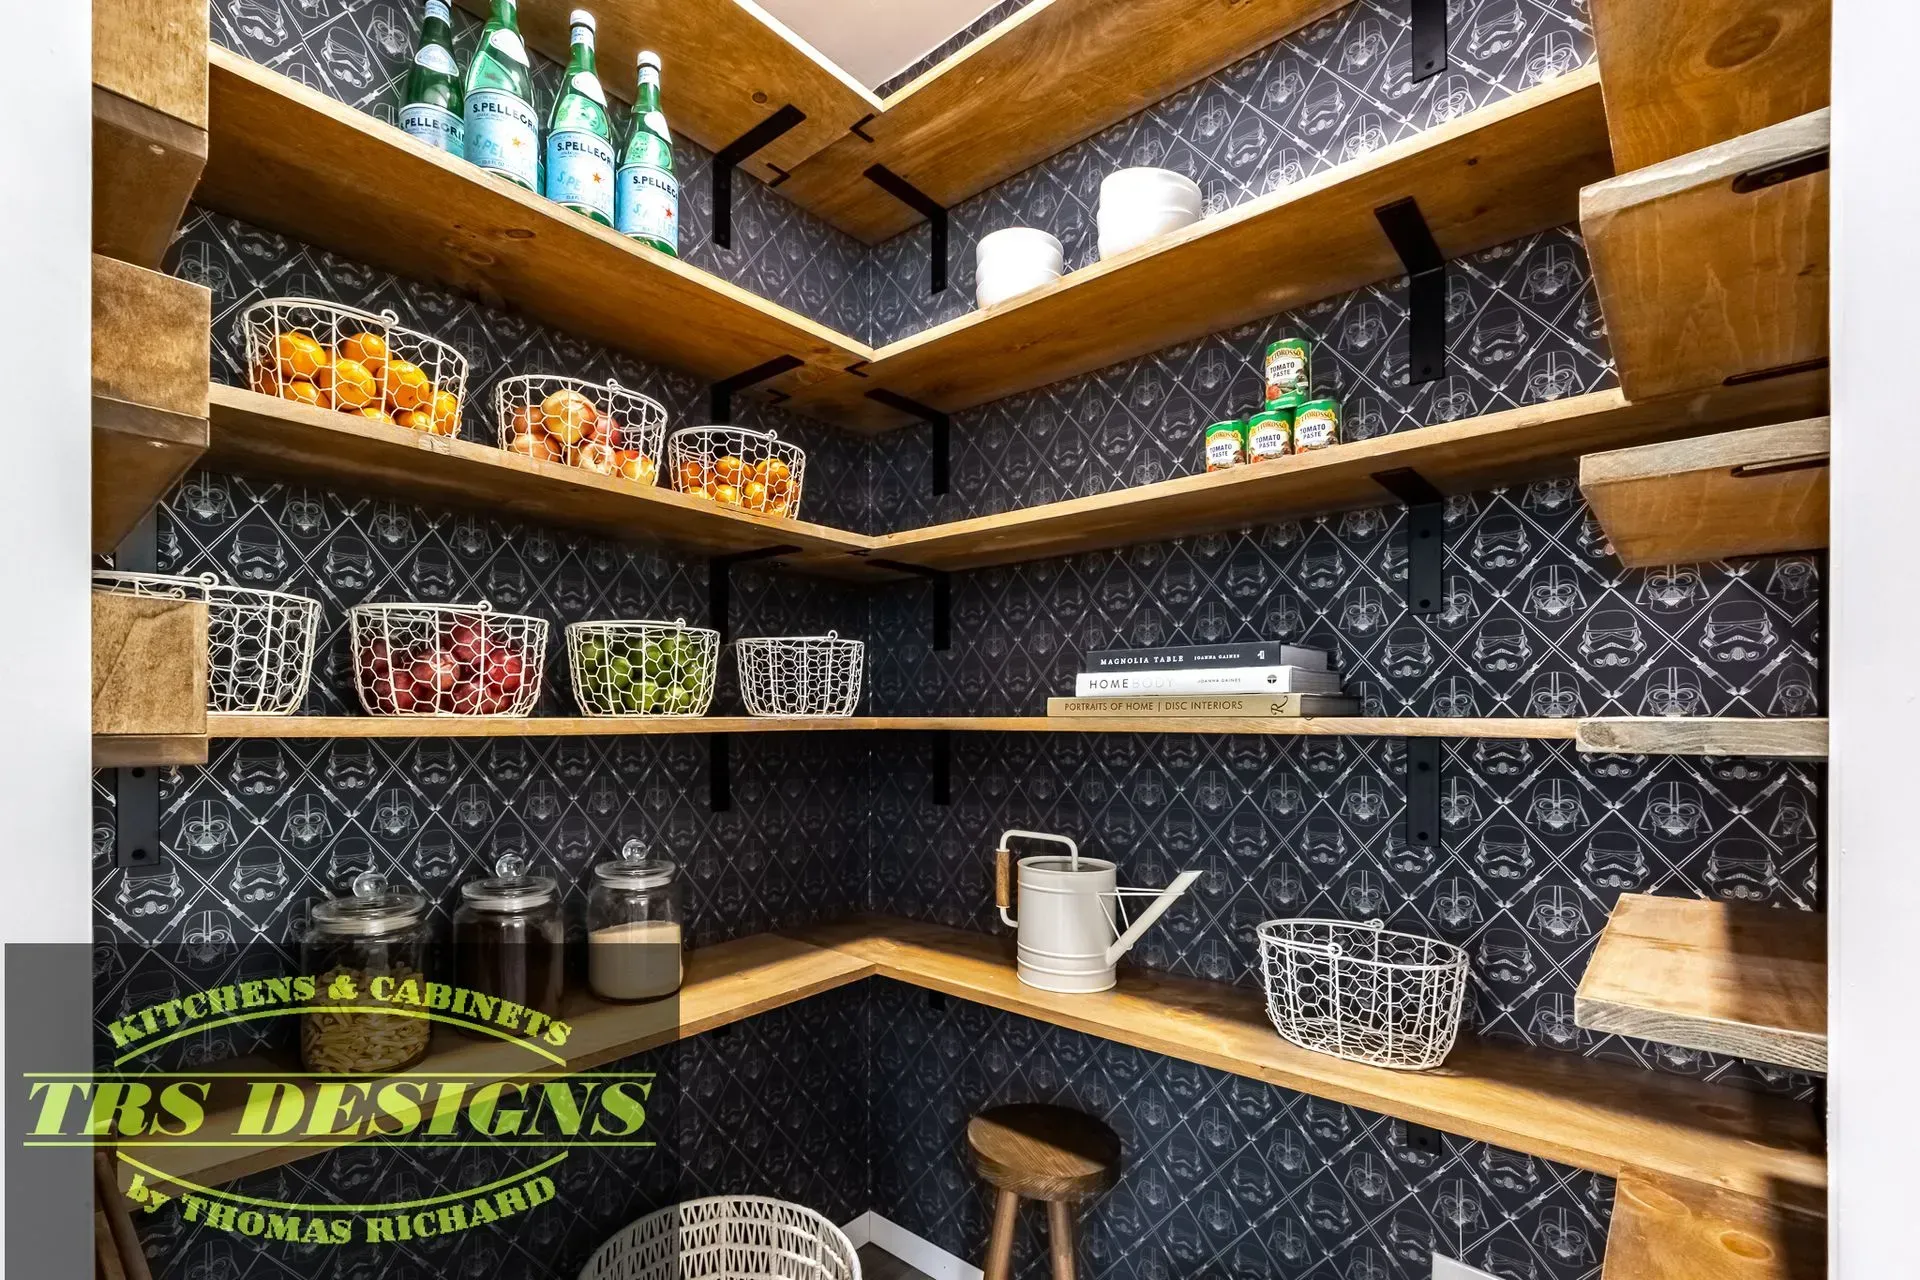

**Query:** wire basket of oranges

left=242, top=298, right=469, bottom=437
left=567, top=619, right=719, bottom=716
left=666, top=426, right=805, bottom=519
left=349, top=601, right=548, bottom=717
left=495, top=376, right=665, bottom=485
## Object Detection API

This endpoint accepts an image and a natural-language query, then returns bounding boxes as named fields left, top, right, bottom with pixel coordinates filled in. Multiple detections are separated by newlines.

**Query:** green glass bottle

left=543, top=10, right=615, bottom=226
left=462, top=0, right=540, bottom=191
left=614, top=51, right=679, bottom=256
left=400, top=1, right=464, bottom=155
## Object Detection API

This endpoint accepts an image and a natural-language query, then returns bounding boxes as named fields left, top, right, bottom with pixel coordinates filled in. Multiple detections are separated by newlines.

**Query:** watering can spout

left=1105, top=869, right=1203, bottom=965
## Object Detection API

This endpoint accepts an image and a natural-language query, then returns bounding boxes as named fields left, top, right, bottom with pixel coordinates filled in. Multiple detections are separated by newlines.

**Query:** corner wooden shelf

left=1581, top=419, right=1830, bottom=568
left=93, top=255, right=210, bottom=555
left=200, top=47, right=872, bottom=400
left=93, top=591, right=208, bottom=767
left=799, top=66, right=1613, bottom=430
left=94, top=0, right=207, bottom=266
left=1575, top=717, right=1827, bottom=759
left=793, top=917, right=1826, bottom=1203
left=1576, top=894, right=1826, bottom=1074
left=1583, top=109, right=1829, bottom=404
left=206, top=384, right=874, bottom=569
left=1590, top=0, right=1830, bottom=173
left=1603, top=1170, right=1825, bottom=1280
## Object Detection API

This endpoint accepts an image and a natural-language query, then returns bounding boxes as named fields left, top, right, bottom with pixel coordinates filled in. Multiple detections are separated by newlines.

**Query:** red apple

left=449, top=678, right=484, bottom=714
left=448, top=622, right=481, bottom=665
left=412, top=651, right=459, bottom=695
left=485, top=650, right=525, bottom=696
left=363, top=637, right=395, bottom=678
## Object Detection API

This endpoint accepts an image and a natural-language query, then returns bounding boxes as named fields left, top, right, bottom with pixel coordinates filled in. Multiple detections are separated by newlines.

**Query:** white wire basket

left=666, top=425, right=806, bottom=519
left=92, top=571, right=322, bottom=715
left=241, top=296, right=469, bottom=436
left=348, top=600, right=548, bottom=717
left=733, top=633, right=864, bottom=717
left=495, top=374, right=667, bottom=483
left=567, top=619, right=719, bottom=716
left=579, top=1196, right=860, bottom=1280
left=1256, top=918, right=1470, bottom=1071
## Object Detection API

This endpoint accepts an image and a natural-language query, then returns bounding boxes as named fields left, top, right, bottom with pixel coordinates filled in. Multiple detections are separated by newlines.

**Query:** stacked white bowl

left=1097, top=167, right=1203, bottom=260
left=975, top=227, right=1065, bottom=309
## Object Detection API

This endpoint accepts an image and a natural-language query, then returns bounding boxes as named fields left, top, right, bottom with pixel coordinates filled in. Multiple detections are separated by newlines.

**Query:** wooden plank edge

left=1573, top=990, right=1828, bottom=1076
left=1576, top=718, right=1829, bottom=758
left=1603, top=1169, right=1827, bottom=1279
left=1581, top=107, right=1831, bottom=224
left=1579, top=418, right=1831, bottom=487
left=93, top=735, right=209, bottom=768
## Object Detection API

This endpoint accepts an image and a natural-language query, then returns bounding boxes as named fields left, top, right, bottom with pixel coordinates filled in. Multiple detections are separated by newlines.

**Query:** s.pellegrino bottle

left=400, top=0, right=464, bottom=155
left=615, top=51, right=679, bottom=256
left=543, top=11, right=616, bottom=226
left=463, top=0, right=540, bottom=192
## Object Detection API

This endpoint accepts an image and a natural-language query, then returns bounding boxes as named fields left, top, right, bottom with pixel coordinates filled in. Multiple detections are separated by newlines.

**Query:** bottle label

left=424, top=0, right=452, bottom=18
left=546, top=129, right=616, bottom=221
left=644, top=110, right=672, bottom=144
left=465, top=89, right=540, bottom=188
left=616, top=165, right=679, bottom=250
left=414, top=43, right=457, bottom=76
left=402, top=102, right=464, bottom=155
left=572, top=72, right=606, bottom=106
left=489, top=27, right=529, bottom=64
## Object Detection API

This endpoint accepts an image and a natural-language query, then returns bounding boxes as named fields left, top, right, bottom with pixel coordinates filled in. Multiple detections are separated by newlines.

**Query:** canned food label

left=1204, top=423, right=1245, bottom=471
left=546, top=128, right=616, bottom=221
left=616, top=165, right=680, bottom=249
left=1264, top=339, right=1312, bottom=400
left=1294, top=405, right=1340, bottom=451
left=465, top=89, right=540, bottom=188
left=1246, top=414, right=1291, bottom=462
left=401, top=102, right=464, bottom=155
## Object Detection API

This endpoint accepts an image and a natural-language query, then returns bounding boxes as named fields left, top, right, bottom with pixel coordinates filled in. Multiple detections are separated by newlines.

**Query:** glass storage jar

left=585, top=840, right=683, bottom=1002
left=453, top=853, right=566, bottom=1031
left=300, top=871, right=432, bottom=1074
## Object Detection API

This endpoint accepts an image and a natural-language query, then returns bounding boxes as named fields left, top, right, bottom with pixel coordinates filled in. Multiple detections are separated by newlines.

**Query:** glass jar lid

left=311, top=871, right=428, bottom=938
left=592, top=838, right=676, bottom=890
left=461, top=853, right=556, bottom=910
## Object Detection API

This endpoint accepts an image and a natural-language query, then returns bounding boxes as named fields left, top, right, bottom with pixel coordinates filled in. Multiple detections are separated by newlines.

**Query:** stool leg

left=983, top=1189, right=1019, bottom=1280
left=1046, top=1200, right=1077, bottom=1280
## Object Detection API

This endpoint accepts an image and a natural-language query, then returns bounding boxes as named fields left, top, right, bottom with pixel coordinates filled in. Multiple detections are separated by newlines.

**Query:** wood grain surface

left=968, top=1104, right=1120, bottom=1201
left=1575, top=718, right=1828, bottom=759
left=92, top=593, right=207, bottom=741
left=1602, top=1169, right=1826, bottom=1280
left=93, top=0, right=208, bottom=265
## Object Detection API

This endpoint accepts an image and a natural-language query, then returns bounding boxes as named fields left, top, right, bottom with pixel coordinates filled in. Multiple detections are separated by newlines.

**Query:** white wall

left=754, top=0, right=1015, bottom=89
left=1830, top=0, right=1920, bottom=1272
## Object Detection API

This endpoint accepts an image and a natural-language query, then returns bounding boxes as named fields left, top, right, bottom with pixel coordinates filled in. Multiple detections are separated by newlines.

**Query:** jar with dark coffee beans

left=453, top=854, right=566, bottom=1032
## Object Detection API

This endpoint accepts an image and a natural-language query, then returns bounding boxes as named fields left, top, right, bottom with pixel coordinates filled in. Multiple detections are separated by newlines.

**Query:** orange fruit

left=615, top=449, right=647, bottom=482
left=283, top=378, right=322, bottom=407
left=713, top=483, right=741, bottom=506
left=742, top=479, right=770, bottom=511
left=760, top=457, right=792, bottom=486
left=275, top=332, right=330, bottom=380
left=318, top=357, right=378, bottom=409
left=251, top=363, right=281, bottom=396
left=540, top=389, right=596, bottom=445
left=638, top=456, right=658, bottom=486
left=430, top=389, right=460, bottom=433
left=714, top=455, right=747, bottom=485
left=396, top=408, right=440, bottom=432
left=357, top=406, right=394, bottom=424
left=338, top=331, right=387, bottom=368
left=507, top=428, right=565, bottom=462
left=676, top=459, right=707, bottom=492
left=768, top=497, right=791, bottom=518
left=385, top=360, right=432, bottom=410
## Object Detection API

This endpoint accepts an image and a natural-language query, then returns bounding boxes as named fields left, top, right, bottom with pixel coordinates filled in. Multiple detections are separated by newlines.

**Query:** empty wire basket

left=348, top=601, right=548, bottom=717
left=580, top=1196, right=860, bottom=1280
left=495, top=374, right=667, bottom=482
left=734, top=633, right=863, bottom=717
left=1256, top=918, right=1469, bottom=1070
left=93, top=571, right=321, bottom=715
left=567, top=619, right=719, bottom=716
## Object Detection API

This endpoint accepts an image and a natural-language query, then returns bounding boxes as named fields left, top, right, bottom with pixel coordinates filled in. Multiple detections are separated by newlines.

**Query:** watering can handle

left=994, top=846, right=1012, bottom=912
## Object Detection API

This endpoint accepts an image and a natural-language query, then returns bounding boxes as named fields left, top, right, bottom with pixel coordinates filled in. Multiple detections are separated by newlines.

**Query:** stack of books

left=1048, top=640, right=1359, bottom=719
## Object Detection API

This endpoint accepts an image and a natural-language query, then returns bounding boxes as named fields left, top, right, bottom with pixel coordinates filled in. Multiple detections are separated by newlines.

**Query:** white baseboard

left=839, top=1210, right=982, bottom=1280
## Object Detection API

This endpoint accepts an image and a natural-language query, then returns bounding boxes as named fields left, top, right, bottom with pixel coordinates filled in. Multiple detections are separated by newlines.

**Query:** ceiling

left=754, top=0, right=1013, bottom=90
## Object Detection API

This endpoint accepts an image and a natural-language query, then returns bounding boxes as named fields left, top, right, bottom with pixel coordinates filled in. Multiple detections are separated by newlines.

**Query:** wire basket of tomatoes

left=242, top=297, right=469, bottom=437
left=495, top=376, right=666, bottom=484
left=93, top=571, right=322, bottom=715
left=348, top=601, right=547, bottom=717
left=666, top=426, right=805, bottom=519
left=734, top=632, right=863, bottom=717
left=567, top=619, right=719, bottom=716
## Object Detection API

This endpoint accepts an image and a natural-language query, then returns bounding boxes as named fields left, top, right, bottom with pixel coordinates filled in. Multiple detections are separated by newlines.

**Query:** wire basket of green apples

left=567, top=619, right=719, bottom=717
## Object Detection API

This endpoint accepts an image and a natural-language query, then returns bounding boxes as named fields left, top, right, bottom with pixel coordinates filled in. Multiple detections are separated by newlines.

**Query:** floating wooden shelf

left=93, top=255, right=210, bottom=555
left=1590, top=0, right=1831, bottom=173
left=794, top=917, right=1826, bottom=1202
left=94, top=0, right=207, bottom=266
left=1575, top=717, right=1827, bottom=759
left=206, top=384, right=873, bottom=569
left=1581, top=419, right=1830, bottom=568
left=93, top=591, right=208, bottom=767
left=1577, top=894, right=1826, bottom=1074
left=1602, top=1170, right=1825, bottom=1280
left=200, top=47, right=871, bottom=400
left=1583, top=109, right=1829, bottom=404
left=801, top=66, right=1613, bottom=429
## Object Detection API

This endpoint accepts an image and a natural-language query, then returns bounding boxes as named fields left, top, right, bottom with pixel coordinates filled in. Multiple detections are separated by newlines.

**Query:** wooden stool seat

left=967, top=1104, right=1120, bottom=1280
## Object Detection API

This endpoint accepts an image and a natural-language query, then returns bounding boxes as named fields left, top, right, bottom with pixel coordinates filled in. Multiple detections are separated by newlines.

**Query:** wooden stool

left=967, top=1104, right=1121, bottom=1280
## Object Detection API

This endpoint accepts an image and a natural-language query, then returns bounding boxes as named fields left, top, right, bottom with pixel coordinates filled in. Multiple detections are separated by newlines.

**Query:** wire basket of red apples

left=348, top=601, right=548, bottom=717
left=667, top=426, right=804, bottom=518
left=243, top=297, right=469, bottom=436
left=495, top=375, right=666, bottom=484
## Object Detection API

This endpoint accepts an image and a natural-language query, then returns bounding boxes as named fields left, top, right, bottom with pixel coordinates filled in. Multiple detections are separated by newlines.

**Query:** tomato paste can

left=1204, top=420, right=1246, bottom=471
left=1292, top=398, right=1341, bottom=452
left=1244, top=405, right=1293, bottom=462
left=1264, top=338, right=1312, bottom=401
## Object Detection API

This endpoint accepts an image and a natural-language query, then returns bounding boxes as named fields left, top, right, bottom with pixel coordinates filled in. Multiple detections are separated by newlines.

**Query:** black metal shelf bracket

left=931, top=729, right=951, bottom=806
left=709, top=733, right=734, bottom=813
left=864, top=389, right=951, bottom=496
left=864, top=164, right=949, bottom=294
left=709, top=355, right=804, bottom=424
left=868, top=559, right=951, bottom=651
left=1372, top=467, right=1445, bottom=615
left=1409, top=0, right=1449, bottom=83
left=115, top=510, right=164, bottom=870
left=711, top=104, right=807, bottom=250
left=1404, top=737, right=1441, bottom=852
left=1374, top=197, right=1447, bottom=386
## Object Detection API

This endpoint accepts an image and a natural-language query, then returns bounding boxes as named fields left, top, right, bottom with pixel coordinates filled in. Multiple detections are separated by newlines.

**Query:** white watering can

left=993, top=828, right=1202, bottom=994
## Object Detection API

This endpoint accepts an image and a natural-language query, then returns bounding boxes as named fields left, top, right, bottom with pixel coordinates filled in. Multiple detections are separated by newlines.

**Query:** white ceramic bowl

left=975, top=226, right=1064, bottom=309
left=1097, top=167, right=1204, bottom=259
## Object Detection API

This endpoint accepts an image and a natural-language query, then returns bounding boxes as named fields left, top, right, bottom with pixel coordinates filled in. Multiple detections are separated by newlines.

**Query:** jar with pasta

left=300, top=871, right=433, bottom=1075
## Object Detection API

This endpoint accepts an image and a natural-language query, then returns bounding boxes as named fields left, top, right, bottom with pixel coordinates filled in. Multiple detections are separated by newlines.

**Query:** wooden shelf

left=1591, top=0, right=1830, bottom=173
left=206, top=384, right=873, bottom=569
left=93, top=591, right=207, bottom=767
left=93, top=256, right=210, bottom=555
left=200, top=47, right=871, bottom=399
left=799, top=66, right=1613, bottom=429
left=1577, top=894, right=1826, bottom=1074
left=1582, top=419, right=1830, bottom=568
left=1583, top=109, right=1829, bottom=404
left=94, top=0, right=207, bottom=266
left=793, top=917, right=1826, bottom=1202
left=1602, top=1170, right=1825, bottom=1280
left=1575, top=717, right=1827, bottom=759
